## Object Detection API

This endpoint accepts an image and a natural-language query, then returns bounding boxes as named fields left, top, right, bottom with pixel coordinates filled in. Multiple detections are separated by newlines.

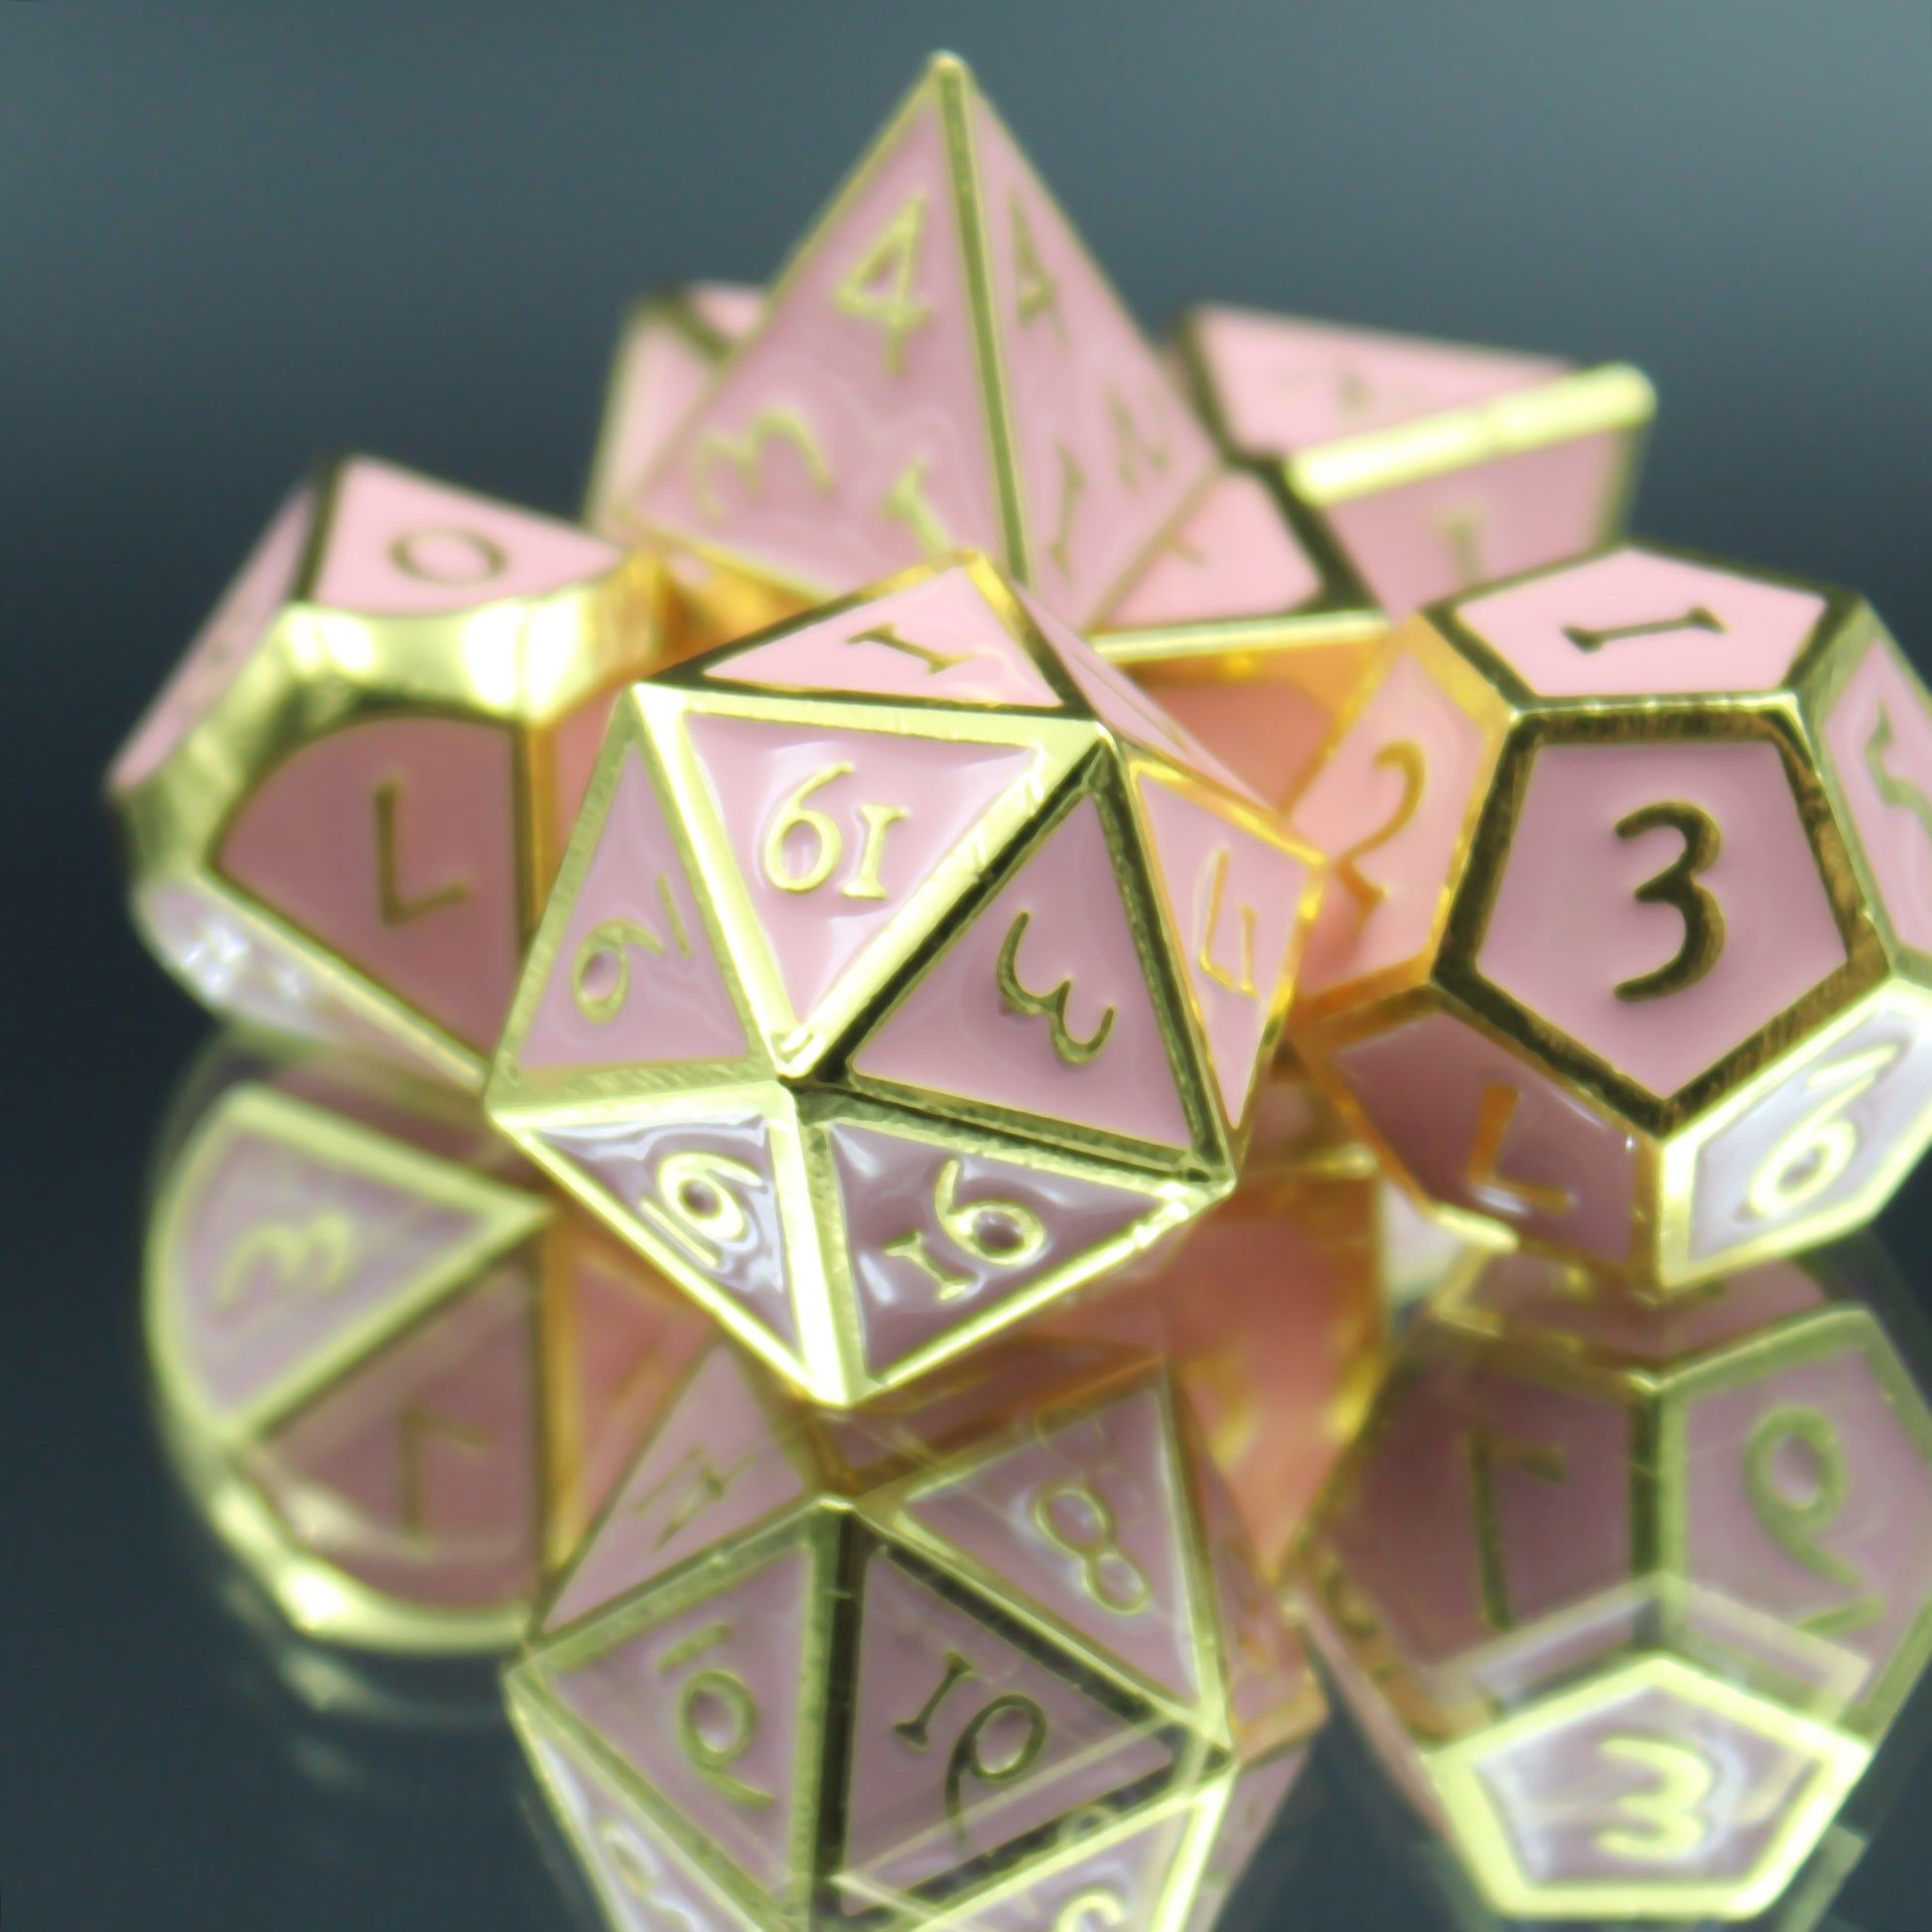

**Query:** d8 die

left=1174, top=306, right=1654, bottom=621
left=1292, top=542, right=1932, bottom=1286
left=485, top=553, right=1320, bottom=1405
left=509, top=1333, right=1323, bottom=1932
left=1295, top=1244, right=1932, bottom=1919
left=110, top=456, right=659, bottom=1087
left=147, top=1037, right=708, bottom=1649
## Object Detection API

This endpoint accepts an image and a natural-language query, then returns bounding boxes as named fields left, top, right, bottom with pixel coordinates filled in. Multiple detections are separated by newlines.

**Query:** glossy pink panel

left=1174, top=1750, right=1310, bottom=1932
left=314, top=458, right=622, bottom=616
left=1823, top=638, right=1932, bottom=957
left=1290, top=651, right=1490, bottom=999
left=548, top=1543, right=812, bottom=1899
left=520, top=748, right=748, bottom=1072
left=1330, top=1013, right=1639, bottom=1261
left=1477, top=741, right=1848, bottom=1098
left=905, top=1385, right=1199, bottom=1703
left=852, top=793, right=1192, bottom=1151
left=970, top=1815, right=1190, bottom=1932
left=828, top=1124, right=1157, bottom=1375
left=971, top=93, right=1215, bottom=624
left=635, top=92, right=1002, bottom=596
left=707, top=562, right=1062, bottom=709
left=683, top=710, right=1037, bottom=1024
left=252, top=1266, right=540, bottom=1609
left=1691, top=1000, right=1932, bottom=1263
left=218, top=717, right=522, bottom=1053
left=1189, top=307, right=1563, bottom=454
left=839, top=1544, right=1177, bottom=1896
left=593, top=316, right=731, bottom=539
left=1136, top=768, right=1311, bottom=1126
left=112, top=486, right=313, bottom=791
left=1104, top=471, right=1323, bottom=628
left=1141, top=680, right=1335, bottom=813
left=1456, top=547, right=1828, bottom=701
left=551, top=687, right=625, bottom=860
left=688, top=284, right=762, bottom=340
left=539, top=1114, right=798, bottom=1349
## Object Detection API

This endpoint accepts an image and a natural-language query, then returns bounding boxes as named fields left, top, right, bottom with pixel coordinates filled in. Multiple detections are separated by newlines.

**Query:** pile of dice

left=112, top=53, right=1932, bottom=1930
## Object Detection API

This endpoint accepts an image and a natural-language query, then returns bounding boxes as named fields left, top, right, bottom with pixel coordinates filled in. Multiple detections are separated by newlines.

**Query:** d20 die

left=109, top=455, right=661, bottom=1087
left=486, top=554, right=1321, bottom=1405
left=1174, top=306, right=1654, bottom=621
left=146, top=1036, right=708, bottom=1650
left=509, top=1333, right=1323, bottom=1932
left=1291, top=542, right=1932, bottom=1287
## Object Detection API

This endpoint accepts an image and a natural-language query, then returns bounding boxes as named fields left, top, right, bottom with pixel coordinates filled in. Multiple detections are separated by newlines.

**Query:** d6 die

left=485, top=553, right=1320, bottom=1405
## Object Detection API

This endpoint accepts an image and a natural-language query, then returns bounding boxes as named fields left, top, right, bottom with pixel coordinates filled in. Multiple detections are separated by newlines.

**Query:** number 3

left=1614, top=801, right=1725, bottom=1004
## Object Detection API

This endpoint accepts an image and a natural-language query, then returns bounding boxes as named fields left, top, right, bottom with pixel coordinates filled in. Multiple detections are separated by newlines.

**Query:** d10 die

left=109, top=455, right=659, bottom=1087
left=1292, top=542, right=1932, bottom=1286
left=485, top=553, right=1321, bottom=1405
left=623, top=54, right=1214, bottom=635
left=147, top=1037, right=708, bottom=1650
left=1295, top=1246, right=1932, bottom=1919
left=1174, top=306, right=1654, bottom=621
left=509, top=1333, right=1323, bottom=1932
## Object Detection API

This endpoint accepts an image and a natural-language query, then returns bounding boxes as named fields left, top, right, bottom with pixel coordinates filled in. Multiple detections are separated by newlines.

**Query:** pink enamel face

left=1327, top=1012, right=1639, bottom=1263
left=970, top=1817, right=1189, bottom=1932
left=1136, top=678, right=1336, bottom=813
left=1689, top=996, right=1932, bottom=1266
left=1473, top=739, right=1849, bottom=1099
left=1822, top=635, right=1932, bottom=959
left=1454, top=548, right=1828, bottom=702
left=590, top=307, right=726, bottom=541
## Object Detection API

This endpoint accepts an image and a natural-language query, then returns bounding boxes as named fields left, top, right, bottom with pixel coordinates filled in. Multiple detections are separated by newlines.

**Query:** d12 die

left=485, top=553, right=1321, bottom=1405
left=1292, top=542, right=1932, bottom=1286
left=109, top=455, right=660, bottom=1087
left=623, top=54, right=1214, bottom=635
left=146, top=1036, right=708, bottom=1649
left=509, top=1333, right=1323, bottom=1932
left=1295, top=1242, right=1932, bottom=1919
left=1174, top=306, right=1654, bottom=621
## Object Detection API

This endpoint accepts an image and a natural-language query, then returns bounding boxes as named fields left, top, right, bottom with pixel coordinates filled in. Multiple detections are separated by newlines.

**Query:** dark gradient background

left=3, top=6, right=1930, bottom=1927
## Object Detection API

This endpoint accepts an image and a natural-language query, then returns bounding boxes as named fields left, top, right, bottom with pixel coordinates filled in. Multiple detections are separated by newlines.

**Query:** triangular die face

left=547, top=1343, right=808, bottom=1633
left=633, top=75, right=1004, bottom=599
left=898, top=1385, right=1202, bottom=1709
left=965, top=1813, right=1191, bottom=1932
left=968, top=91, right=1216, bottom=627
left=851, top=790, right=1194, bottom=1155
left=1135, top=768, right=1311, bottom=1130
left=537, top=1112, right=802, bottom=1359
left=313, top=456, right=623, bottom=616
left=704, top=563, right=1062, bottom=710
left=826, top=1121, right=1168, bottom=1378
left=542, top=1540, right=817, bottom=1906
left=837, top=1542, right=1180, bottom=1905
left=517, top=746, right=751, bottom=1075
left=682, top=707, right=1042, bottom=1034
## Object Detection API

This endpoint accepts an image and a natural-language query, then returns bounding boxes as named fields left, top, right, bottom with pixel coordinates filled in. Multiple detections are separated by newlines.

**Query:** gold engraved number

left=398, top=1405, right=492, bottom=1541
left=1030, top=1478, right=1154, bottom=1615
left=1046, top=442, right=1086, bottom=580
left=1198, top=846, right=1259, bottom=997
left=1110, top=386, right=1171, bottom=492
left=630, top=1442, right=758, bottom=1551
left=216, top=1210, right=356, bottom=1312
left=883, top=1158, right=1047, bottom=1303
left=1747, top=1043, right=1899, bottom=1220
left=1463, top=1427, right=1567, bottom=1631
left=1613, top=802, right=1725, bottom=1004
left=848, top=622, right=970, bottom=676
left=996, top=909, right=1115, bottom=1066
left=571, top=883, right=693, bottom=1024
left=373, top=778, right=469, bottom=924
left=1011, top=195, right=1063, bottom=344
left=1744, top=1406, right=1885, bottom=1636
left=1465, top=1082, right=1573, bottom=1220
left=881, top=457, right=953, bottom=558
left=1055, top=1892, right=1127, bottom=1932
left=834, top=194, right=932, bottom=375
left=892, top=1651, right=1049, bottom=1842
left=1564, top=607, right=1725, bottom=654
left=597, top=1819, right=702, bottom=1932
left=762, top=763, right=907, bottom=900
left=659, top=1622, right=775, bottom=1810
left=693, top=409, right=833, bottom=523
left=1594, top=1736, right=1714, bottom=1863
left=386, top=526, right=508, bottom=586
left=1333, top=741, right=1426, bottom=917
left=1864, top=702, right=1932, bottom=876
left=1436, top=504, right=1485, bottom=589
left=639, top=1152, right=764, bottom=1271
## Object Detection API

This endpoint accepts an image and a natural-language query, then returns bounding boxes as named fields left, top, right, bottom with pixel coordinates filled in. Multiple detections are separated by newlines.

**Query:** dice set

left=109, top=45, right=1932, bottom=1931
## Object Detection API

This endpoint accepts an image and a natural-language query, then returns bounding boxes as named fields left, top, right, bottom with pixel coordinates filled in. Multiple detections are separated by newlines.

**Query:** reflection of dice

left=1292, top=542, right=1932, bottom=1286
left=109, top=456, right=659, bottom=1087
left=485, top=554, right=1320, bottom=1405
left=510, top=1335, right=1322, bottom=1932
left=1295, top=1243, right=1932, bottom=1919
left=146, top=1037, right=708, bottom=1649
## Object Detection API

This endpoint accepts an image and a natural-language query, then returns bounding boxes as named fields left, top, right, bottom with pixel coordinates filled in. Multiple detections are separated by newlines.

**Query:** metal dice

left=510, top=1336, right=1322, bottom=1932
left=485, top=554, right=1320, bottom=1405
left=110, top=455, right=658, bottom=1086
left=1297, top=1245, right=1932, bottom=1919
left=1294, top=541, right=1932, bottom=1286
